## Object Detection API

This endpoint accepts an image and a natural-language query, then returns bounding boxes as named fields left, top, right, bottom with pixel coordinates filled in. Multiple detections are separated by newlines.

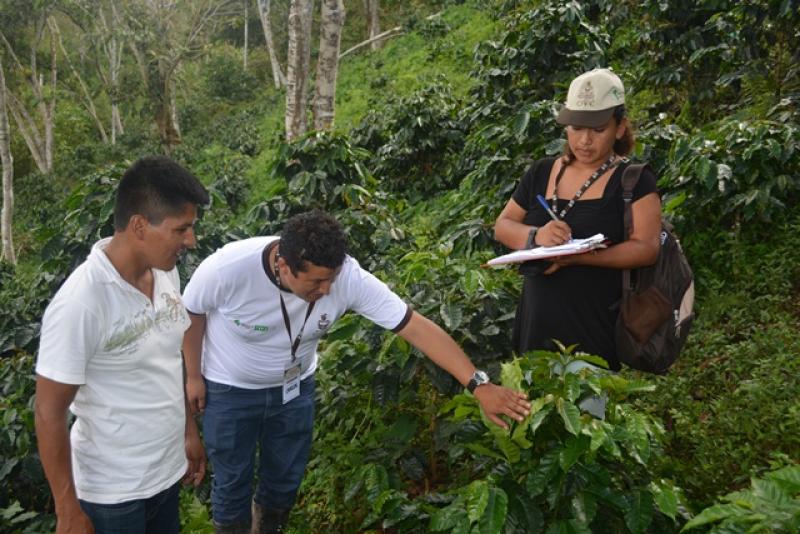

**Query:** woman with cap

left=493, top=68, right=662, bottom=370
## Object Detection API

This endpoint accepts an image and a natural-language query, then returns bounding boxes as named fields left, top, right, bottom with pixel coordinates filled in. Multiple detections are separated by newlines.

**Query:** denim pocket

left=205, top=379, right=233, bottom=394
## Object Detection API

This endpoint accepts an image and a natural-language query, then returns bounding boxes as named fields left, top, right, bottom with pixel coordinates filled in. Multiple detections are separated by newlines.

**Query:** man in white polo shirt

left=182, top=209, right=532, bottom=534
left=35, top=156, right=209, bottom=534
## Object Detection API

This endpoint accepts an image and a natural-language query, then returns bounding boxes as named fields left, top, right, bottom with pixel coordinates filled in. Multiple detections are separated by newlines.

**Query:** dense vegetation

left=1, top=0, right=799, bottom=532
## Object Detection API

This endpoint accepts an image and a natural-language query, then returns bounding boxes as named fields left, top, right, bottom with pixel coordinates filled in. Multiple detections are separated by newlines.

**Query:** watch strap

left=524, top=226, right=539, bottom=249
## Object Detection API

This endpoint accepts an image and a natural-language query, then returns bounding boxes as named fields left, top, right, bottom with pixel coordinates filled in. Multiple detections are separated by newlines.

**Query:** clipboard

left=484, top=233, right=608, bottom=267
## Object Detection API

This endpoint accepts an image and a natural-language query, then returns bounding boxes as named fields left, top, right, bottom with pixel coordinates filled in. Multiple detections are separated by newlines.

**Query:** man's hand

left=473, top=384, right=531, bottom=430
left=183, top=429, right=206, bottom=487
left=186, top=377, right=206, bottom=414
left=55, top=503, right=94, bottom=534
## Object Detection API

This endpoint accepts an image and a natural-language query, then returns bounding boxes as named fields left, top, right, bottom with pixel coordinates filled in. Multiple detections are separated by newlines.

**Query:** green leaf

left=494, top=434, right=521, bottom=464
left=500, top=360, right=524, bottom=392
left=626, top=414, right=651, bottom=464
left=440, top=301, right=463, bottom=330
left=768, top=465, right=800, bottom=493
left=624, top=490, right=654, bottom=534
left=557, top=397, right=582, bottom=435
left=527, top=450, right=560, bottom=497
left=429, top=501, right=469, bottom=532
left=477, top=487, right=508, bottom=534
left=363, top=463, right=389, bottom=503
left=465, top=443, right=507, bottom=462
left=466, top=480, right=490, bottom=522
left=750, top=478, right=791, bottom=506
left=681, top=504, right=743, bottom=530
left=571, top=491, right=598, bottom=523
left=1, top=501, right=23, bottom=521
left=587, top=420, right=607, bottom=452
left=573, top=354, right=609, bottom=369
left=564, top=373, right=581, bottom=402
left=511, top=414, right=533, bottom=449
left=559, top=435, right=589, bottom=472
left=529, top=405, right=552, bottom=435
left=650, top=481, right=679, bottom=520
left=512, top=110, right=530, bottom=141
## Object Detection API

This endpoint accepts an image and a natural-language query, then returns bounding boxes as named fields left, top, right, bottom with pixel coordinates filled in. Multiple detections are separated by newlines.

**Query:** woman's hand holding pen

left=535, top=220, right=572, bottom=246
left=534, top=193, right=572, bottom=246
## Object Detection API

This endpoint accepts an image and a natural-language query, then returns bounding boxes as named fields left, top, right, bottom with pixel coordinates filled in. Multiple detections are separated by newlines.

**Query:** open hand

left=473, top=384, right=531, bottom=429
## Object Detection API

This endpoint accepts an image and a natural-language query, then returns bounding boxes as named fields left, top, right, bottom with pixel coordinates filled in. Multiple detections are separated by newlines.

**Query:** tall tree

left=0, top=13, right=57, bottom=174
left=257, top=0, right=285, bottom=88
left=243, top=0, right=249, bottom=69
left=284, top=0, right=312, bottom=141
left=59, top=0, right=125, bottom=144
left=0, top=54, right=14, bottom=264
left=123, top=0, right=236, bottom=154
left=364, top=0, right=381, bottom=50
left=312, top=0, right=344, bottom=131
left=65, top=0, right=127, bottom=144
left=49, top=17, right=109, bottom=143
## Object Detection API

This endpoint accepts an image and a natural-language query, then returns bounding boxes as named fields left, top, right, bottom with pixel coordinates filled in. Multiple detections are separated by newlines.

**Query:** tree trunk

left=256, top=0, right=286, bottom=88
left=106, top=2, right=124, bottom=144
left=43, top=16, right=56, bottom=173
left=243, top=0, right=249, bottom=69
left=285, top=0, right=313, bottom=141
left=364, top=0, right=381, bottom=50
left=0, top=16, right=56, bottom=174
left=50, top=18, right=108, bottom=143
left=0, top=57, right=15, bottom=264
left=313, top=0, right=345, bottom=131
left=155, top=74, right=181, bottom=155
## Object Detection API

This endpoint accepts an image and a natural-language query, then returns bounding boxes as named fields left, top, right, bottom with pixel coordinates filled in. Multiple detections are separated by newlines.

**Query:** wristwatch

left=524, top=226, right=539, bottom=249
left=466, top=369, right=490, bottom=393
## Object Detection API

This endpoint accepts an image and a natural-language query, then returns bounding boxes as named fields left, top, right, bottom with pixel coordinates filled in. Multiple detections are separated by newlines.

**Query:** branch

left=339, top=26, right=403, bottom=60
left=339, top=11, right=444, bottom=60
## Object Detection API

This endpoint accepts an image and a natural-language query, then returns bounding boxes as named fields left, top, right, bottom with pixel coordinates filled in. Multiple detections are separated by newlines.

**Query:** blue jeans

left=79, top=481, right=180, bottom=534
left=203, top=376, right=315, bottom=525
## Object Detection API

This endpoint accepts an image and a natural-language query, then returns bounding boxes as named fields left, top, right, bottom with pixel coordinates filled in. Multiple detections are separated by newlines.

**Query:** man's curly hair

left=280, top=210, right=348, bottom=274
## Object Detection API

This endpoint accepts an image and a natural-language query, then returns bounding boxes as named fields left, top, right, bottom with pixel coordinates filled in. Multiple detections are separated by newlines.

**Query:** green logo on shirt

left=233, top=319, right=268, bottom=333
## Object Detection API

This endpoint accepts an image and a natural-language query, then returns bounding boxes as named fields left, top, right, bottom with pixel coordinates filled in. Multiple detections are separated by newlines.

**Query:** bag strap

left=621, top=163, right=647, bottom=293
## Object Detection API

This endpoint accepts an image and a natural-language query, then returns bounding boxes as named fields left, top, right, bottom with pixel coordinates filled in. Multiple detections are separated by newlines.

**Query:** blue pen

left=536, top=194, right=559, bottom=221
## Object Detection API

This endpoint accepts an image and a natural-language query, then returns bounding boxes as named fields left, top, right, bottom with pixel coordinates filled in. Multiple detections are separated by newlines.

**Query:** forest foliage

left=1, top=0, right=799, bottom=532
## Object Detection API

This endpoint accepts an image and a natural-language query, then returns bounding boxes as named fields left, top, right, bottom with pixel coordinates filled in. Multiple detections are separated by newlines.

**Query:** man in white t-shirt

left=35, top=156, right=210, bottom=534
left=182, top=209, right=532, bottom=534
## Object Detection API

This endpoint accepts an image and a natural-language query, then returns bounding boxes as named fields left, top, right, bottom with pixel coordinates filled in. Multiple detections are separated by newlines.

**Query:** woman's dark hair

left=562, top=105, right=635, bottom=163
left=280, top=210, right=348, bottom=274
left=114, top=156, right=209, bottom=230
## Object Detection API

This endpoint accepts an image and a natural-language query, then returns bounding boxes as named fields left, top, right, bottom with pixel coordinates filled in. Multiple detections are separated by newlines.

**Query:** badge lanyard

left=550, top=154, right=622, bottom=219
left=279, top=294, right=316, bottom=363
left=278, top=293, right=314, bottom=404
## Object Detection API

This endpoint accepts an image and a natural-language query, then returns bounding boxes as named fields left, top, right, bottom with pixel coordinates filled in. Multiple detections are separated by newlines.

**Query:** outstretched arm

left=396, top=311, right=531, bottom=429
left=35, top=376, right=95, bottom=534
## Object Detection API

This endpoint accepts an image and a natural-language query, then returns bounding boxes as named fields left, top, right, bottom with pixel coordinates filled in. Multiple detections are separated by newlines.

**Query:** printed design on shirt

left=162, top=292, right=184, bottom=322
left=104, top=291, right=186, bottom=353
left=316, top=313, right=331, bottom=332
left=233, top=319, right=269, bottom=333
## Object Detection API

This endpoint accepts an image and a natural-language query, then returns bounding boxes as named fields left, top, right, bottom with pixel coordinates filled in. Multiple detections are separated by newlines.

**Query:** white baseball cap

left=556, top=68, right=625, bottom=127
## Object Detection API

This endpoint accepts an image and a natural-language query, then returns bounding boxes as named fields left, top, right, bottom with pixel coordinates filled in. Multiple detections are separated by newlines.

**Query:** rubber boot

left=251, top=500, right=290, bottom=534
left=213, top=519, right=251, bottom=534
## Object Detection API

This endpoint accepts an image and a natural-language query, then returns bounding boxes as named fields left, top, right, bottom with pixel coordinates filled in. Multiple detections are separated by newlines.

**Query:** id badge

left=282, top=361, right=302, bottom=404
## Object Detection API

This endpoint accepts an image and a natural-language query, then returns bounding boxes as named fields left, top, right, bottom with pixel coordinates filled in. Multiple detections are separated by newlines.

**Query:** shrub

left=0, top=354, right=54, bottom=533
left=682, top=465, right=800, bottom=533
